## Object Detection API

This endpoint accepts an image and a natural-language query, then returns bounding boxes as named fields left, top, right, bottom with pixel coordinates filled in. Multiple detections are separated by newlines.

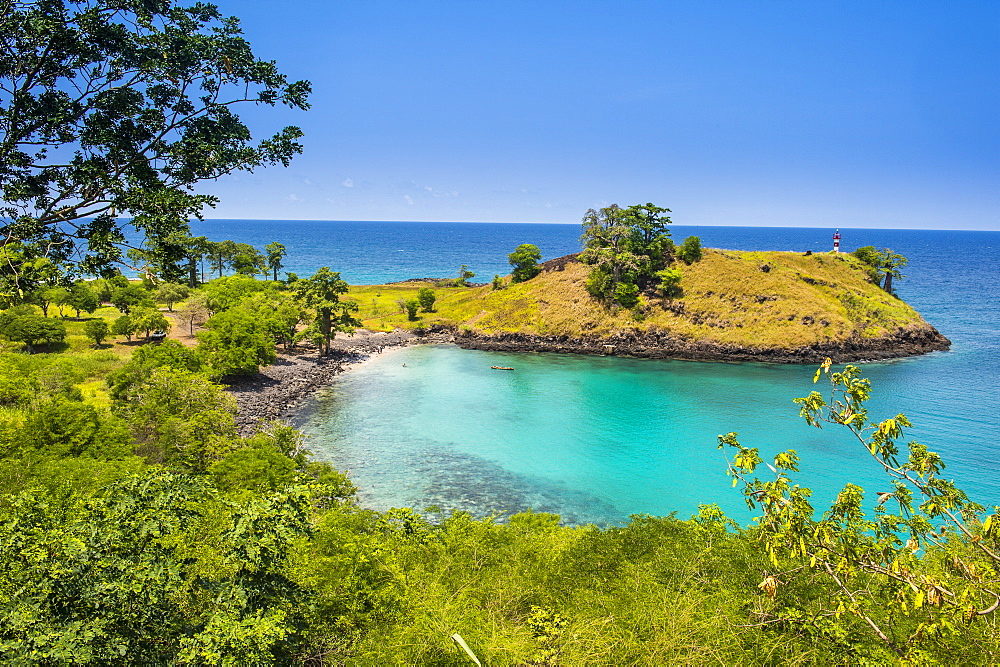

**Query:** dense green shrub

left=508, top=243, right=542, bottom=283
left=83, top=319, right=109, bottom=346
left=677, top=235, right=703, bottom=264
left=197, top=308, right=278, bottom=377
left=417, top=287, right=436, bottom=312
left=0, top=306, right=66, bottom=351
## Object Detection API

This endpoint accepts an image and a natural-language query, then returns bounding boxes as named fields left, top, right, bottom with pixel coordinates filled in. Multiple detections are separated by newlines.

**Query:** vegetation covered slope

left=349, top=250, right=944, bottom=355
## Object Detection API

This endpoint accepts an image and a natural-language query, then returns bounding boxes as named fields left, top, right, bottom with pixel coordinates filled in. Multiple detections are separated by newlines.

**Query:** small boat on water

left=491, top=366, right=514, bottom=371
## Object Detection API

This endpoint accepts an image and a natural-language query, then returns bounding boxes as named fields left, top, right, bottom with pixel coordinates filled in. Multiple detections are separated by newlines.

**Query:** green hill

left=347, top=249, right=949, bottom=362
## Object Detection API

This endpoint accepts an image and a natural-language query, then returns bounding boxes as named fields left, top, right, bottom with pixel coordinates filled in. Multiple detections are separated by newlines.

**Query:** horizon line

left=188, top=218, right=999, bottom=233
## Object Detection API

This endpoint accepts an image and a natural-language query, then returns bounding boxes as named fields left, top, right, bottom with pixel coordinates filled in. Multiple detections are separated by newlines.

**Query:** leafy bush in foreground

left=720, top=360, right=1000, bottom=661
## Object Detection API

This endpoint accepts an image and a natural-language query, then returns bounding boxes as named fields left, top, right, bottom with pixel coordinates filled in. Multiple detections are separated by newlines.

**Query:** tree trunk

left=319, top=308, right=332, bottom=356
left=882, top=272, right=893, bottom=294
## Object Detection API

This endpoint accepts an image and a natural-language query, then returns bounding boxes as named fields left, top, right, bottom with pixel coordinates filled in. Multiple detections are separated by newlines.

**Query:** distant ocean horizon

left=185, top=219, right=999, bottom=523
left=187, top=218, right=1000, bottom=285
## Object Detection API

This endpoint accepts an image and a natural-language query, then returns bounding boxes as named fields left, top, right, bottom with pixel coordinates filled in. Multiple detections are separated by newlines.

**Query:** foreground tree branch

left=719, top=360, right=1000, bottom=659
left=1, top=0, right=310, bottom=296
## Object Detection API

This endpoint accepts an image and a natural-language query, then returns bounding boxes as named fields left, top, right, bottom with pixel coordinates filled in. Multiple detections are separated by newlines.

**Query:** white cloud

left=404, top=195, right=414, bottom=205
left=303, top=178, right=314, bottom=186
left=341, top=178, right=354, bottom=188
left=287, top=193, right=300, bottom=202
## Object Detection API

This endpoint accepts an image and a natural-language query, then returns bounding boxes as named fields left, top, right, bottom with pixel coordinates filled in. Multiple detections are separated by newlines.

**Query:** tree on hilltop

left=677, top=236, right=703, bottom=264
left=580, top=203, right=675, bottom=305
left=851, top=246, right=908, bottom=294
left=456, top=265, right=476, bottom=287
left=876, top=249, right=908, bottom=295
left=0, top=0, right=310, bottom=287
left=508, top=244, right=542, bottom=283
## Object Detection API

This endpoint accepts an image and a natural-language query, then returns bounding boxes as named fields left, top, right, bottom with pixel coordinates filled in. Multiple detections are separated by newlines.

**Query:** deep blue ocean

left=192, top=219, right=1000, bottom=524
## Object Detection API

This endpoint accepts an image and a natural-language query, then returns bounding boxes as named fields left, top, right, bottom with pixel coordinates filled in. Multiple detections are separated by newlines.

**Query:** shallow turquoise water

left=298, top=344, right=995, bottom=526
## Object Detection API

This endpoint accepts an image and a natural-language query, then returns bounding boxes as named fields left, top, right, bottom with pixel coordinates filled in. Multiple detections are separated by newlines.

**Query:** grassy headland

left=347, top=249, right=947, bottom=361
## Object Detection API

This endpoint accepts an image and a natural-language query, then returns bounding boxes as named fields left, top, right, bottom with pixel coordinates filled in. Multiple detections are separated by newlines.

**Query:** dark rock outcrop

left=453, top=323, right=950, bottom=365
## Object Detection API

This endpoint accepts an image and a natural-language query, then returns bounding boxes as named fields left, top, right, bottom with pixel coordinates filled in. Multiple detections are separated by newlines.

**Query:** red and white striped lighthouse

left=833, top=229, right=841, bottom=253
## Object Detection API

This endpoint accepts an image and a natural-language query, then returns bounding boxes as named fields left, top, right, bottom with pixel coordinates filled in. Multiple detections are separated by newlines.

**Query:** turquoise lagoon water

left=296, top=343, right=992, bottom=526
left=185, top=219, right=997, bottom=525
left=267, top=222, right=1000, bottom=526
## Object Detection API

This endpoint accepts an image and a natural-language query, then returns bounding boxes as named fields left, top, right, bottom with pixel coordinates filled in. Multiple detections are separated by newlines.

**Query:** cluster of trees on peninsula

left=580, top=203, right=702, bottom=308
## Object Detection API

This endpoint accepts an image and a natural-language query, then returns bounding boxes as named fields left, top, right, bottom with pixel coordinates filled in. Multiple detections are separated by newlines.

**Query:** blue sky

left=203, top=0, right=999, bottom=230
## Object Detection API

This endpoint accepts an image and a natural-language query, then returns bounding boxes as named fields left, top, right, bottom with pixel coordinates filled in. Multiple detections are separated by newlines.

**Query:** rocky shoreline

left=450, top=322, right=951, bottom=364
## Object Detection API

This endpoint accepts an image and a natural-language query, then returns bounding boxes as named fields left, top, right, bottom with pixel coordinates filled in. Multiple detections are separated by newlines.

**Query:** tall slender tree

left=182, top=236, right=211, bottom=287
left=877, top=249, right=908, bottom=294
left=265, top=242, right=287, bottom=282
left=207, top=240, right=238, bottom=278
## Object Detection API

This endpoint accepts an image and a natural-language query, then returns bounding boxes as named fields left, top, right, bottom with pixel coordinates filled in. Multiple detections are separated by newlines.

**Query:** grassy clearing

left=347, top=250, right=926, bottom=349
left=2, top=305, right=142, bottom=408
left=346, top=282, right=473, bottom=332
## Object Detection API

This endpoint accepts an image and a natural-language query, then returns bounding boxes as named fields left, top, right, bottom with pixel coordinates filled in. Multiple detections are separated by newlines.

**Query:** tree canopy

left=265, top=242, right=287, bottom=282
left=293, top=268, right=360, bottom=356
left=0, top=305, right=65, bottom=351
left=580, top=203, right=675, bottom=305
left=851, top=246, right=908, bottom=294
left=0, top=0, right=310, bottom=290
left=508, top=243, right=542, bottom=283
